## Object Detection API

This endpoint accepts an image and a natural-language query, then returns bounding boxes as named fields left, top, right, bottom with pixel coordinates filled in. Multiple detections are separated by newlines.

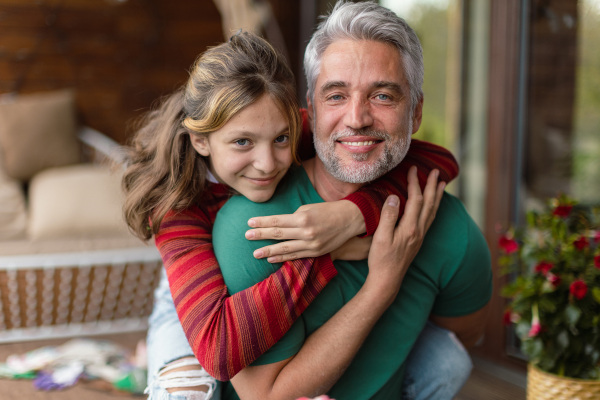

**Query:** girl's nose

left=254, top=147, right=277, bottom=174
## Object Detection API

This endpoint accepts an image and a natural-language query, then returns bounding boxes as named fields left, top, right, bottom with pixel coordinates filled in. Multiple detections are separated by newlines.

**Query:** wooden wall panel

left=474, top=0, right=524, bottom=370
left=0, top=0, right=300, bottom=144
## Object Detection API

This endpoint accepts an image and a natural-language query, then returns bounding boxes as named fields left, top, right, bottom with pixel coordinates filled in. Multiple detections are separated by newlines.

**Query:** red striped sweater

left=155, top=114, right=459, bottom=381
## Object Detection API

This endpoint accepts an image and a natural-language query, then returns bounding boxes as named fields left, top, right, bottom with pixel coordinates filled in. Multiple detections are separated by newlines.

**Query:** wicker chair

left=0, top=125, right=162, bottom=343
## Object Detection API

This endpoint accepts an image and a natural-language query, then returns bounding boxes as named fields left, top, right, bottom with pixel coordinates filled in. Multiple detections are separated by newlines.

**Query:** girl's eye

left=274, top=134, right=289, bottom=144
left=234, top=139, right=251, bottom=146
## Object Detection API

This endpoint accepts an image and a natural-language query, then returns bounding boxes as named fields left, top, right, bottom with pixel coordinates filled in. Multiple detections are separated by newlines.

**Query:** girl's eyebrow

left=222, top=125, right=290, bottom=139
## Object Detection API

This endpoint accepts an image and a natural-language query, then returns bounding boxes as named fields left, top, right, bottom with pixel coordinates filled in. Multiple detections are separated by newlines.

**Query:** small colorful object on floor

left=0, top=338, right=148, bottom=394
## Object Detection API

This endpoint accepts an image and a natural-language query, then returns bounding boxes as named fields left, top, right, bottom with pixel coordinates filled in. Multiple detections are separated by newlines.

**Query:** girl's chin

left=245, top=190, right=276, bottom=203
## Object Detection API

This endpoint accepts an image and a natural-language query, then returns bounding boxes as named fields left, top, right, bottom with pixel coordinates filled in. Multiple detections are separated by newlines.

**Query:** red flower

left=594, top=231, right=600, bottom=243
left=552, top=204, right=573, bottom=218
left=528, top=321, right=542, bottom=337
left=570, top=280, right=588, bottom=300
left=573, top=236, right=589, bottom=251
left=547, top=273, right=561, bottom=287
left=499, top=235, right=519, bottom=254
left=503, top=310, right=520, bottom=325
left=595, top=255, right=600, bottom=269
left=534, top=261, right=553, bottom=275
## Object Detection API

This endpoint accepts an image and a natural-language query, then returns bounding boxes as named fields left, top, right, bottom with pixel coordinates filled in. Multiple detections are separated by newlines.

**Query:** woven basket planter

left=527, top=364, right=600, bottom=400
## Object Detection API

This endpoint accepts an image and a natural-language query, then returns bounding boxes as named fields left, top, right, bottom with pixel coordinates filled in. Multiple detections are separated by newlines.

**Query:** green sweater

left=214, top=165, right=492, bottom=400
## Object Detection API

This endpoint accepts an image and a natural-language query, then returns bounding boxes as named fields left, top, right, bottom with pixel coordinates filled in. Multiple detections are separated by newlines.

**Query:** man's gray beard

left=313, top=124, right=412, bottom=184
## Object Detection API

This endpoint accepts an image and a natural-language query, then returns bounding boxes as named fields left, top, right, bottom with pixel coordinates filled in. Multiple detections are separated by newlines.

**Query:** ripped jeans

left=146, top=271, right=472, bottom=400
left=145, top=271, right=221, bottom=400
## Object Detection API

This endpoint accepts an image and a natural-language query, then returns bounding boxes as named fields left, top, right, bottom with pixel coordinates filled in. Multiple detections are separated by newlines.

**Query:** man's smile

left=336, top=136, right=383, bottom=153
left=339, top=140, right=378, bottom=146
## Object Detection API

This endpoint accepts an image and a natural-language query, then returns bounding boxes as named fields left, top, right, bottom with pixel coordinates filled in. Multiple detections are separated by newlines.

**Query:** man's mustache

left=330, top=129, right=389, bottom=142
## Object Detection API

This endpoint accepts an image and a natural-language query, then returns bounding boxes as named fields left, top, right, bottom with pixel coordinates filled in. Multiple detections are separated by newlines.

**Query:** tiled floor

left=1, top=333, right=528, bottom=400
left=456, top=356, right=527, bottom=400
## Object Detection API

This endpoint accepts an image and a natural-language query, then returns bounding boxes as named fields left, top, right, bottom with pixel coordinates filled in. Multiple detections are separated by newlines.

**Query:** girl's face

left=190, top=94, right=293, bottom=203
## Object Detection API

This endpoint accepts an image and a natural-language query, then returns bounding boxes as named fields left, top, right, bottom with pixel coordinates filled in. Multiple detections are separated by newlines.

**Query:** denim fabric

left=146, top=271, right=221, bottom=400
left=401, top=321, right=473, bottom=400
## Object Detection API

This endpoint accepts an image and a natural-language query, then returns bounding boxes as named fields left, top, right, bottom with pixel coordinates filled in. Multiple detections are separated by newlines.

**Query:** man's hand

left=245, top=200, right=366, bottom=263
left=365, top=167, right=445, bottom=299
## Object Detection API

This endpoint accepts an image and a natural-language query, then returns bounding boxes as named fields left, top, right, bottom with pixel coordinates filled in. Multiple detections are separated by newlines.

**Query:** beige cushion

left=0, top=235, right=149, bottom=257
left=0, top=90, right=80, bottom=181
left=0, top=177, right=27, bottom=240
left=28, top=164, right=131, bottom=240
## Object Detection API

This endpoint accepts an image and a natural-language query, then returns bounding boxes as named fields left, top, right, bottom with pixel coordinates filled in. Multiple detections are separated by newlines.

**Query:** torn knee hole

left=158, top=357, right=215, bottom=395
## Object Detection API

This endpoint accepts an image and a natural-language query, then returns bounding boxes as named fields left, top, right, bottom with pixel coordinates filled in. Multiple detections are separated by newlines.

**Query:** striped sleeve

left=343, top=139, right=460, bottom=236
left=154, top=187, right=337, bottom=381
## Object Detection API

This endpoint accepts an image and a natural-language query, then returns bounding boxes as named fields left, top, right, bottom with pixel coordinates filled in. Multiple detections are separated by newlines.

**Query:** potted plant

left=499, top=194, right=600, bottom=399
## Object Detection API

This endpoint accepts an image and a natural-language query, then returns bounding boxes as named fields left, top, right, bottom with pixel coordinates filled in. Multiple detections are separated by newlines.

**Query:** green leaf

left=539, top=296, right=557, bottom=313
left=565, top=304, right=582, bottom=327
left=557, top=330, right=569, bottom=350
left=592, top=287, right=600, bottom=304
left=515, top=321, right=531, bottom=339
left=522, top=338, right=544, bottom=360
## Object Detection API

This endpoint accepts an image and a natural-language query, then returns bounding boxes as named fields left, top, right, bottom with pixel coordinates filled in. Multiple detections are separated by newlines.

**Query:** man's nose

left=343, top=98, right=374, bottom=130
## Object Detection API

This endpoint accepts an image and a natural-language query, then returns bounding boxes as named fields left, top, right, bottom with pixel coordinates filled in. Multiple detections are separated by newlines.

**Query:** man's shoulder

left=435, top=192, right=477, bottom=232
left=415, top=192, right=490, bottom=286
left=421, top=192, right=487, bottom=260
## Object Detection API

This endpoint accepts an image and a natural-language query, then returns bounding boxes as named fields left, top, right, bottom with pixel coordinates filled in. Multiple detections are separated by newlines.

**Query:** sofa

left=0, top=89, right=162, bottom=343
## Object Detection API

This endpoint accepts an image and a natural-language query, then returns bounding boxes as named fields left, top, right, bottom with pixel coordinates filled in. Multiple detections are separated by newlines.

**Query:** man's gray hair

left=304, top=1, right=424, bottom=109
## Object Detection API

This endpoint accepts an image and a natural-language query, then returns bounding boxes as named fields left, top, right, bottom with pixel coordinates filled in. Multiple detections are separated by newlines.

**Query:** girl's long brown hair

left=122, top=32, right=301, bottom=240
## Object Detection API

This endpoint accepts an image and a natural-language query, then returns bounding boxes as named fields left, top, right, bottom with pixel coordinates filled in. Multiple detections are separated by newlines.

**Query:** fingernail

left=434, top=169, right=439, bottom=178
left=388, top=195, right=399, bottom=206
left=248, top=219, right=256, bottom=227
left=267, top=257, right=276, bottom=263
left=440, top=182, right=446, bottom=190
left=245, top=230, right=254, bottom=239
left=254, top=250, right=263, bottom=258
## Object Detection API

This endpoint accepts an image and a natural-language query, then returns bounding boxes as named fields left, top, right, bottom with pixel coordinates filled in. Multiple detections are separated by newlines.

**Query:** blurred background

left=0, top=0, right=598, bottom=398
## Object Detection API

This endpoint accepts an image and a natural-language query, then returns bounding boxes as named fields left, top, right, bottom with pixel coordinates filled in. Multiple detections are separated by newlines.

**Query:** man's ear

left=189, top=134, right=211, bottom=157
left=411, top=96, right=424, bottom=135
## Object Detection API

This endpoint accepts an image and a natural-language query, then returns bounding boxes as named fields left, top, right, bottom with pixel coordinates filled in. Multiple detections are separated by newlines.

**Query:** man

left=212, top=2, right=492, bottom=399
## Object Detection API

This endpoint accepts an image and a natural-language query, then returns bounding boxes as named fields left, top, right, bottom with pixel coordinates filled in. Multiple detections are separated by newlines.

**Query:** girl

left=122, top=31, right=457, bottom=399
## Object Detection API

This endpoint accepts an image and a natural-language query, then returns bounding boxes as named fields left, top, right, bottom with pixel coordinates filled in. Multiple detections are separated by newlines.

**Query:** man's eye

left=274, top=134, right=289, bottom=144
left=328, top=94, right=344, bottom=101
left=235, top=139, right=250, bottom=146
left=375, top=94, right=391, bottom=101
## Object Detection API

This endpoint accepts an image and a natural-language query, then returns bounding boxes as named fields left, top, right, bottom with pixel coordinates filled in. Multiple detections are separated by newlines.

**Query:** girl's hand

left=365, top=167, right=445, bottom=297
left=245, top=200, right=366, bottom=263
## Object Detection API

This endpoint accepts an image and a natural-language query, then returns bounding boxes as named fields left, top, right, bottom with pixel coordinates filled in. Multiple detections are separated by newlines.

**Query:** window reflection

left=573, top=0, right=600, bottom=205
left=525, top=0, right=600, bottom=210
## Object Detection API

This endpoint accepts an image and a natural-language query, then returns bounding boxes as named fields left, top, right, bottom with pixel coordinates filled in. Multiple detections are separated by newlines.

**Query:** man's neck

left=302, top=158, right=365, bottom=201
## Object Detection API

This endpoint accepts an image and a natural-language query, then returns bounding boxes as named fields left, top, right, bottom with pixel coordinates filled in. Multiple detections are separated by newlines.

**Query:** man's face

left=307, top=39, right=422, bottom=184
